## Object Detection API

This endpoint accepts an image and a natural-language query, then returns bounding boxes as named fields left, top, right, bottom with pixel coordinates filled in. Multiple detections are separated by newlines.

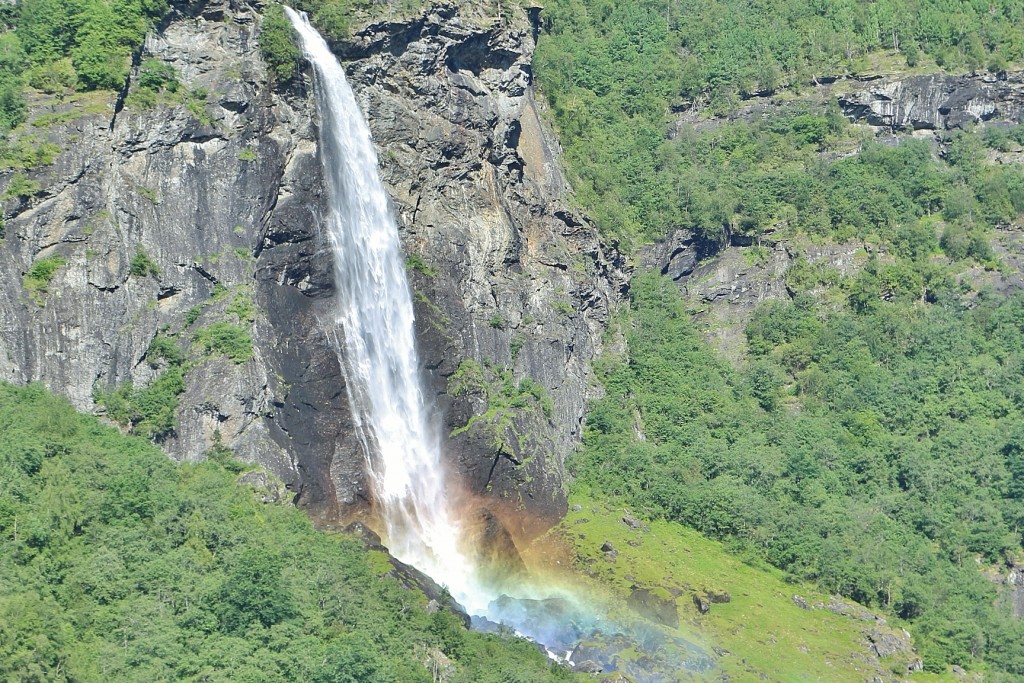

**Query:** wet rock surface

left=627, top=587, right=679, bottom=628
left=569, top=628, right=715, bottom=682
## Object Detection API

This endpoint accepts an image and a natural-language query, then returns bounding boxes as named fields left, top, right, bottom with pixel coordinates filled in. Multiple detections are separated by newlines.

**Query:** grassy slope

left=531, top=491, right=961, bottom=683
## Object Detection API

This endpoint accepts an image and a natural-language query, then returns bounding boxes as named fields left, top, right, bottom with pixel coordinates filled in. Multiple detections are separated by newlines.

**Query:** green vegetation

left=137, top=57, right=178, bottom=93
left=225, top=289, right=256, bottom=323
left=137, top=185, right=159, bottom=204
left=538, top=10, right=1024, bottom=673
left=13, top=0, right=169, bottom=98
left=448, top=360, right=554, bottom=456
left=0, top=137, right=61, bottom=170
left=539, top=0, right=1021, bottom=115
left=96, top=286, right=256, bottom=438
left=4, top=171, right=41, bottom=199
left=94, top=335, right=186, bottom=440
left=260, top=3, right=301, bottom=83
left=575, top=272, right=1024, bottom=676
left=183, top=304, right=203, bottom=328
left=183, top=87, right=212, bottom=125
left=190, top=286, right=257, bottom=364
left=129, top=245, right=158, bottom=277
left=550, top=492, right=953, bottom=682
left=125, top=57, right=179, bottom=108
left=289, top=0, right=428, bottom=39
left=405, top=251, right=436, bottom=277
left=22, top=255, right=66, bottom=302
left=0, top=382, right=573, bottom=683
left=238, top=147, right=257, bottom=162
left=194, top=322, right=253, bottom=364
left=535, top=0, right=1024, bottom=249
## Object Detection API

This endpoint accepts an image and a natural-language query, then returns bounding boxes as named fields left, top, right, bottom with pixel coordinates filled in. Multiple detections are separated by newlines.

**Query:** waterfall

left=279, top=14, right=719, bottom=677
left=284, top=8, right=489, bottom=613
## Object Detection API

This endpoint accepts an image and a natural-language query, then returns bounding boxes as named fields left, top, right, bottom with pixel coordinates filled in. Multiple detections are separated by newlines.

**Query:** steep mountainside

left=0, top=0, right=621, bottom=531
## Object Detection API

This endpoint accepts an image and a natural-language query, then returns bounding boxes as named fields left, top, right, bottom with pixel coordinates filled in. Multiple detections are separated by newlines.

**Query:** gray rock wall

left=0, top=0, right=622, bottom=533
left=329, top=4, right=625, bottom=530
left=838, top=72, right=1024, bottom=131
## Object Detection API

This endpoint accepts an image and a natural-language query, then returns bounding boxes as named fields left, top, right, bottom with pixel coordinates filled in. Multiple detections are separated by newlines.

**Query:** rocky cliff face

left=330, top=4, right=624, bottom=530
left=0, top=0, right=341, bottom=517
left=838, top=71, right=1024, bottom=131
left=0, top=0, right=620, bottom=532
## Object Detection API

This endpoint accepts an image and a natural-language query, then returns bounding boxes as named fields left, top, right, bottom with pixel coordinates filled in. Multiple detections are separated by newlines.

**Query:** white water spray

left=285, top=8, right=490, bottom=614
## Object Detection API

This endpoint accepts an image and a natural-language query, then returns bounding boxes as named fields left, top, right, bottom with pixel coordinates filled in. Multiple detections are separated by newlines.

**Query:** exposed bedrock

left=838, top=71, right=1024, bottom=131
left=327, top=3, right=627, bottom=532
left=0, top=0, right=625, bottom=533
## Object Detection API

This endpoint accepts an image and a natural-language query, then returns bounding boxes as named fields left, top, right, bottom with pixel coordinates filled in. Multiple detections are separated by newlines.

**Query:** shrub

left=144, top=335, right=184, bottom=368
left=4, top=172, right=40, bottom=199
left=129, top=246, right=159, bottom=277
left=0, top=79, right=25, bottom=131
left=94, top=366, right=185, bottom=440
left=22, top=255, right=66, bottom=294
left=137, top=58, right=178, bottom=93
left=195, top=322, right=253, bottom=364
left=27, top=58, right=76, bottom=94
left=259, top=4, right=300, bottom=84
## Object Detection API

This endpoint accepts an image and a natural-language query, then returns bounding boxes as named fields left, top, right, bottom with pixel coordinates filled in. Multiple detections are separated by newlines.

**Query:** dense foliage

left=535, top=0, right=1024, bottom=248
left=575, top=272, right=1024, bottom=676
left=540, top=9, right=1024, bottom=672
left=0, top=0, right=170, bottom=131
left=260, top=3, right=302, bottom=83
left=0, top=383, right=571, bottom=683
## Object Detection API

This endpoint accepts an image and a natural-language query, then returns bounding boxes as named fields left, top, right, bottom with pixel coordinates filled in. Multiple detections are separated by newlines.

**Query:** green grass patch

left=194, top=322, right=253, bottom=364
left=553, top=490, right=955, bottom=682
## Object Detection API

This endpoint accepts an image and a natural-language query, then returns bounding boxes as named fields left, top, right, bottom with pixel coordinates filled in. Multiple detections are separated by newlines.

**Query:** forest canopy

left=535, top=0, right=1024, bottom=249
left=0, top=383, right=572, bottom=683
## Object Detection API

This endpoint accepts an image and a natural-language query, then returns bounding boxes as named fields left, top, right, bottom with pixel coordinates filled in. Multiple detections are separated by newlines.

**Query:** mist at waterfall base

left=284, top=9, right=713, bottom=676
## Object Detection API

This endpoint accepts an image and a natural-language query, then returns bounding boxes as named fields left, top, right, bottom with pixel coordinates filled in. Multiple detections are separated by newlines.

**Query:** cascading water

left=281, top=14, right=716, bottom=678
left=284, top=8, right=489, bottom=614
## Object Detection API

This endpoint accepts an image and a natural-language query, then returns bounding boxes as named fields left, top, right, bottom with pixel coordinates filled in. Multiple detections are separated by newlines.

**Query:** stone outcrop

left=0, top=0, right=621, bottom=532
left=838, top=72, right=1024, bottom=131
left=673, top=69, right=1024, bottom=139
left=987, top=560, right=1024, bottom=619
left=1009, top=563, right=1024, bottom=618
left=644, top=234, right=869, bottom=362
left=330, top=4, right=625, bottom=530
